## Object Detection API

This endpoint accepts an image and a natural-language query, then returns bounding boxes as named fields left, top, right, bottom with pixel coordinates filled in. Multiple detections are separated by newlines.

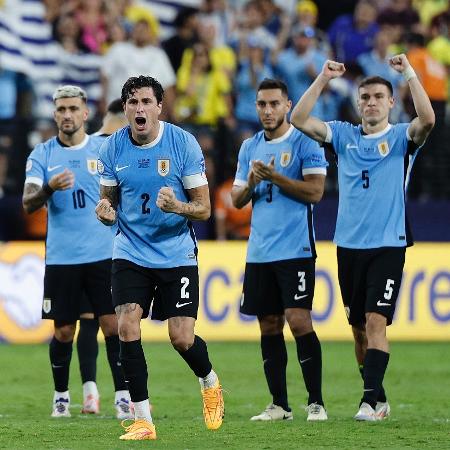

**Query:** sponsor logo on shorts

left=294, top=294, right=308, bottom=300
left=175, top=301, right=192, bottom=308
left=376, top=300, right=391, bottom=307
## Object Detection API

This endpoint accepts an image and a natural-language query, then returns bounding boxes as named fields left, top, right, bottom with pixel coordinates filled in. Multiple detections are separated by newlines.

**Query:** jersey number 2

left=141, top=193, right=150, bottom=214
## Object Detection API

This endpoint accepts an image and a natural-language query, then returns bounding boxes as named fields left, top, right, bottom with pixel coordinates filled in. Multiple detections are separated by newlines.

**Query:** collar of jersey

left=266, top=124, right=294, bottom=144
left=57, top=134, right=89, bottom=150
left=360, top=123, right=392, bottom=139
left=131, top=121, right=164, bottom=148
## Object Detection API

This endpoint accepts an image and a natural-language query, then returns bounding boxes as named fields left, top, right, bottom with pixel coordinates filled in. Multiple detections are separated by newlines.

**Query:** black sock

left=295, top=331, right=323, bottom=406
left=261, top=334, right=289, bottom=411
left=177, top=335, right=212, bottom=378
left=361, top=349, right=390, bottom=409
left=105, top=335, right=127, bottom=391
left=359, top=364, right=387, bottom=402
left=77, top=318, right=99, bottom=384
left=49, top=336, right=73, bottom=392
left=119, top=339, right=148, bottom=402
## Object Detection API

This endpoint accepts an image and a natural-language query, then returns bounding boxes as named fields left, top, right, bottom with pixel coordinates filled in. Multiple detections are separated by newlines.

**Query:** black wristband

left=42, top=183, right=55, bottom=195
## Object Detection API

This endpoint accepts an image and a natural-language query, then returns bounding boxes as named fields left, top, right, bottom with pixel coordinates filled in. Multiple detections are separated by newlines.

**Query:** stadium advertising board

left=0, top=241, right=449, bottom=343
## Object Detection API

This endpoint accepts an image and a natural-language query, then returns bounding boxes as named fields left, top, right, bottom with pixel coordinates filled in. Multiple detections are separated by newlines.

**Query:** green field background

left=0, top=341, right=448, bottom=449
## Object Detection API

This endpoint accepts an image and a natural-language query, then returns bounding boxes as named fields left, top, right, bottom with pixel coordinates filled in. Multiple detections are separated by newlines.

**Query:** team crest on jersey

left=43, top=298, right=51, bottom=314
left=158, top=159, right=170, bottom=176
left=280, top=151, right=291, bottom=167
left=87, top=159, right=97, bottom=174
left=378, top=141, right=390, bottom=157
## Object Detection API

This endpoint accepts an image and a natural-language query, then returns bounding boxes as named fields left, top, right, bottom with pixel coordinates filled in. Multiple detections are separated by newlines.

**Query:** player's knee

left=169, top=333, right=194, bottom=352
left=54, top=323, right=76, bottom=342
left=365, top=313, right=387, bottom=339
left=117, top=319, right=140, bottom=341
left=352, top=325, right=366, bottom=346
left=99, top=314, right=119, bottom=337
left=258, top=315, right=285, bottom=334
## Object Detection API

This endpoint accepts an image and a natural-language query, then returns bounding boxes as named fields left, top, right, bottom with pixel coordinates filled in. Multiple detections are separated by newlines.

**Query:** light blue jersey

left=324, top=121, right=420, bottom=249
left=234, top=125, right=328, bottom=263
left=25, top=134, right=113, bottom=265
left=98, top=122, right=207, bottom=269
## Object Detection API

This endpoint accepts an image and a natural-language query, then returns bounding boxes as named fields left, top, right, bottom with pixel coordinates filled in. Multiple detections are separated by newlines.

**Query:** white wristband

left=403, top=66, right=417, bottom=82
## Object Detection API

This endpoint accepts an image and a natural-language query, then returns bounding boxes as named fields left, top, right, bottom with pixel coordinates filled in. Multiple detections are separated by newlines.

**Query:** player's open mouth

left=135, top=117, right=146, bottom=128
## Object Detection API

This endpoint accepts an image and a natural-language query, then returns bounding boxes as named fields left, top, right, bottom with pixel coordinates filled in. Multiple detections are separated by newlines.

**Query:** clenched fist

left=96, top=198, right=117, bottom=225
left=156, top=186, right=180, bottom=213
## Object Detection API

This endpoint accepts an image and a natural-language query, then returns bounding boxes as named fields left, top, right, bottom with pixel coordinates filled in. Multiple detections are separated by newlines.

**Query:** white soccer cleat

left=306, top=403, right=328, bottom=421
left=250, top=403, right=293, bottom=421
left=81, top=394, right=100, bottom=414
left=354, top=402, right=379, bottom=421
left=51, top=398, right=71, bottom=418
left=115, top=397, right=135, bottom=420
left=375, top=401, right=391, bottom=419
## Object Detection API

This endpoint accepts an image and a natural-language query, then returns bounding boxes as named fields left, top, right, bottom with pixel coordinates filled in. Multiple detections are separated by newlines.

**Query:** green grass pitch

left=0, top=341, right=448, bottom=449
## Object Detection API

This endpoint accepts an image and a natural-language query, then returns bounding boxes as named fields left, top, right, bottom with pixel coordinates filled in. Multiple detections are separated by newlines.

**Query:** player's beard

left=261, top=116, right=285, bottom=133
left=60, top=122, right=81, bottom=136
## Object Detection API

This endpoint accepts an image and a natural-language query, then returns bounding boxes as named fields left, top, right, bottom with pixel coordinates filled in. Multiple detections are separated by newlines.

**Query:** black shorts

left=337, top=246, right=406, bottom=326
left=43, top=259, right=114, bottom=323
left=240, top=258, right=315, bottom=316
left=111, top=259, right=199, bottom=321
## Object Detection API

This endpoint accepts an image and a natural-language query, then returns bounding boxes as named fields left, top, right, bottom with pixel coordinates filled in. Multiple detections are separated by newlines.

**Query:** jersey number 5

left=362, top=170, right=369, bottom=189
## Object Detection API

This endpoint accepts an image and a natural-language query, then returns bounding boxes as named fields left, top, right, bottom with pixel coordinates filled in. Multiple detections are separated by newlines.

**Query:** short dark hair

left=107, top=98, right=124, bottom=114
left=358, top=76, right=393, bottom=96
left=257, top=78, right=289, bottom=97
left=174, top=7, right=197, bottom=28
left=121, top=75, right=164, bottom=104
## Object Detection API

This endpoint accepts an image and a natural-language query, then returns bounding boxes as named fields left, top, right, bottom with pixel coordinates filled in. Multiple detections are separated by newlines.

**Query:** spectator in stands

left=294, top=0, right=331, bottom=55
left=162, top=7, right=199, bottom=73
left=54, top=12, right=90, bottom=53
left=230, top=0, right=278, bottom=53
left=101, top=18, right=176, bottom=119
left=273, top=25, right=328, bottom=113
left=234, top=35, right=274, bottom=143
left=357, top=30, right=407, bottom=121
left=427, top=9, right=450, bottom=69
left=75, top=0, right=108, bottom=54
left=404, top=32, right=448, bottom=198
left=174, top=42, right=233, bottom=133
left=328, top=0, right=379, bottom=63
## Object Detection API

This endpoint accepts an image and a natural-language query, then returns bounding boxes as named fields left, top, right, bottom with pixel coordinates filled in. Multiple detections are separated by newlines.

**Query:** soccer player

left=22, top=86, right=132, bottom=419
left=95, top=75, right=224, bottom=441
left=76, top=97, right=130, bottom=414
left=290, top=55, right=435, bottom=420
left=231, top=79, right=328, bottom=422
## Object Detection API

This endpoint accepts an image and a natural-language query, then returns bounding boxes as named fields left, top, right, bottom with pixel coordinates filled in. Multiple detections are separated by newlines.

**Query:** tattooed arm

left=156, top=184, right=211, bottom=221
left=95, top=184, right=119, bottom=226
left=22, top=169, right=75, bottom=214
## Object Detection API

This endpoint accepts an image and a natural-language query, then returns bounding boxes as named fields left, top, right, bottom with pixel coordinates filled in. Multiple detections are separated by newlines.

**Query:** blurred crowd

left=0, top=0, right=449, bottom=241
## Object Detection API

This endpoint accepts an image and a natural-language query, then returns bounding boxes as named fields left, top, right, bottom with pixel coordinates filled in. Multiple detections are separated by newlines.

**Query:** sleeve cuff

left=182, top=173, right=208, bottom=189
left=100, top=177, right=118, bottom=186
left=25, top=177, right=43, bottom=187
left=324, top=122, right=333, bottom=143
left=302, top=167, right=327, bottom=176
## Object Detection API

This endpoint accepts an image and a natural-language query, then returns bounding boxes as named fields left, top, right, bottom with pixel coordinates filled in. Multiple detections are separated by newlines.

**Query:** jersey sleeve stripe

left=324, top=122, right=333, bottom=143
left=302, top=167, right=327, bottom=176
left=100, top=177, right=118, bottom=186
left=25, top=177, right=43, bottom=186
left=182, top=173, right=208, bottom=189
left=233, top=178, right=247, bottom=187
